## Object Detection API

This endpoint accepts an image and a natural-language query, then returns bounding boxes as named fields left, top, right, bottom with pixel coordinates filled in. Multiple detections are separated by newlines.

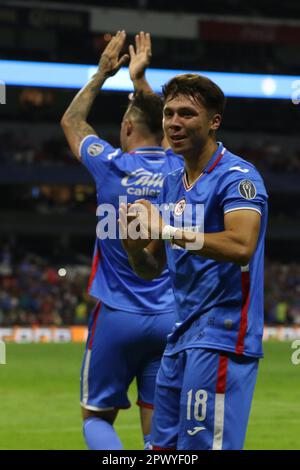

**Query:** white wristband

left=162, top=225, right=179, bottom=240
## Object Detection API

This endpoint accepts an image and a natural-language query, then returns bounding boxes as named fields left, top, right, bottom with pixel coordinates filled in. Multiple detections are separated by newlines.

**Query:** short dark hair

left=126, top=91, right=164, bottom=139
left=162, top=73, right=226, bottom=116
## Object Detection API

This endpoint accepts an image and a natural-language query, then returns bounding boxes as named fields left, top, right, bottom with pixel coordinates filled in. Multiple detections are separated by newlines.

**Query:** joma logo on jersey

left=187, top=426, right=206, bottom=436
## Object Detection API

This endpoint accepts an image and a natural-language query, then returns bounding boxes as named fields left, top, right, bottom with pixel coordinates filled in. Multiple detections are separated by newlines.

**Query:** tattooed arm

left=61, top=30, right=129, bottom=160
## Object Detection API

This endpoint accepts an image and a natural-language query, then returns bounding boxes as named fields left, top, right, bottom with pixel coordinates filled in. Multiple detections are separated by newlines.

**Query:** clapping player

left=61, top=31, right=183, bottom=450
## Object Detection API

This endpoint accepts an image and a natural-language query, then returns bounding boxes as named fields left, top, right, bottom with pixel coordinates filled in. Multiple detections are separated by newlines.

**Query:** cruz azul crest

left=174, top=198, right=186, bottom=216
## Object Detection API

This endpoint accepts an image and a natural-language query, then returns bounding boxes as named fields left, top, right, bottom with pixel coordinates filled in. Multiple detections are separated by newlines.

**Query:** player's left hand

left=98, top=30, right=130, bottom=78
left=129, top=31, right=152, bottom=82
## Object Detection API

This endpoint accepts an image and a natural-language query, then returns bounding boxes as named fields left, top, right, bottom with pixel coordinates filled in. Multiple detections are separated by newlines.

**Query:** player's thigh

left=221, top=352, right=259, bottom=449
left=81, top=304, right=145, bottom=410
left=136, top=312, right=176, bottom=408
left=177, top=348, right=259, bottom=450
left=151, top=352, right=185, bottom=450
left=150, top=311, right=178, bottom=351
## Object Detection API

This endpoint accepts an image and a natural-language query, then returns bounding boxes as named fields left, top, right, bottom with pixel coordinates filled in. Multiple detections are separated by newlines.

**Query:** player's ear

left=210, top=113, right=222, bottom=132
left=126, top=118, right=133, bottom=137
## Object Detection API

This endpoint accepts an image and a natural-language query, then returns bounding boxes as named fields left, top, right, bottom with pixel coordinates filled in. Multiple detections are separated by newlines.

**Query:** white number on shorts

left=187, top=389, right=208, bottom=422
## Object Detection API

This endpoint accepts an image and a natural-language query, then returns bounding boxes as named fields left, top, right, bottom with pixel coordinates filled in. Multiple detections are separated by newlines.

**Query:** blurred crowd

left=0, top=131, right=119, bottom=167
left=0, top=132, right=75, bottom=167
left=0, top=246, right=299, bottom=327
left=264, top=260, right=300, bottom=325
left=1, top=131, right=300, bottom=174
left=0, top=247, right=95, bottom=327
left=235, top=142, right=300, bottom=174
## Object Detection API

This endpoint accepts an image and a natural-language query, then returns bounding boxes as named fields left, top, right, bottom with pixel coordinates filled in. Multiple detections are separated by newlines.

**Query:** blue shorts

left=80, top=302, right=176, bottom=411
left=152, top=348, right=259, bottom=450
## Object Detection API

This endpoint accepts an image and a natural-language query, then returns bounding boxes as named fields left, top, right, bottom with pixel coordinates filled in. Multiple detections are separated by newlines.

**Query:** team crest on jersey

left=174, top=198, right=186, bottom=216
left=87, top=143, right=104, bottom=157
left=238, top=180, right=257, bottom=200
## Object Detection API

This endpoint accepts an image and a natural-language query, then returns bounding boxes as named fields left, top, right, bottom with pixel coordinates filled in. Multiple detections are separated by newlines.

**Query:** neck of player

left=184, top=138, right=218, bottom=186
left=127, top=137, right=160, bottom=153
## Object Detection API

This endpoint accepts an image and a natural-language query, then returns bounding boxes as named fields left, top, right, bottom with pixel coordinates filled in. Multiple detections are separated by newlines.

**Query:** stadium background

left=0, top=0, right=299, bottom=450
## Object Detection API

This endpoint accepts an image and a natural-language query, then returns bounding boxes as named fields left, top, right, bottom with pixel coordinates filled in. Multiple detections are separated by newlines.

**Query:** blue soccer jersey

left=159, top=142, right=268, bottom=357
left=80, top=135, right=183, bottom=314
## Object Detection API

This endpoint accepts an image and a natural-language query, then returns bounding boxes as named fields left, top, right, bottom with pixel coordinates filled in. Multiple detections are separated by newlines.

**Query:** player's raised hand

left=98, top=30, right=129, bottom=78
left=129, top=31, right=152, bottom=82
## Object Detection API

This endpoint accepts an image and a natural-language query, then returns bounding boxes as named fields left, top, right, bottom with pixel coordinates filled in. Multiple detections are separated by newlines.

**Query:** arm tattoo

left=61, top=72, right=107, bottom=157
left=65, top=74, right=104, bottom=122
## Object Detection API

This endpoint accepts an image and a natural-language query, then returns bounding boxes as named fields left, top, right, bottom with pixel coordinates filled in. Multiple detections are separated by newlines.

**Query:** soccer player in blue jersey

left=61, top=31, right=183, bottom=450
left=120, top=73, right=268, bottom=450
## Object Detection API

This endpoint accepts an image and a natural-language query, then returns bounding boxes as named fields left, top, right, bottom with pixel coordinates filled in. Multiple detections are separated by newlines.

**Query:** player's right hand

left=118, top=202, right=151, bottom=255
left=98, top=30, right=130, bottom=78
left=129, top=31, right=152, bottom=82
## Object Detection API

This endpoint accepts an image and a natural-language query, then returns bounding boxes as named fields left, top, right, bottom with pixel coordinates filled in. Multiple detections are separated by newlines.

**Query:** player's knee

left=81, top=406, right=118, bottom=425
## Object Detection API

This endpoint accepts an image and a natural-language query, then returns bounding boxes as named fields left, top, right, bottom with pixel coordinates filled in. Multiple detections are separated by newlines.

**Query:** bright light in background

left=58, top=268, right=67, bottom=277
left=261, top=77, right=277, bottom=96
left=0, top=60, right=299, bottom=99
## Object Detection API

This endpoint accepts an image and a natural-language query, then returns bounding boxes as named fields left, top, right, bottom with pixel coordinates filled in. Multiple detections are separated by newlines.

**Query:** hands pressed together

left=118, top=200, right=165, bottom=255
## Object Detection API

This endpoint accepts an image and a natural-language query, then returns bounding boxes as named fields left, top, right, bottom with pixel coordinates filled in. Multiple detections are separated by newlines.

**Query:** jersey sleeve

left=79, top=134, right=121, bottom=183
left=218, top=166, right=268, bottom=216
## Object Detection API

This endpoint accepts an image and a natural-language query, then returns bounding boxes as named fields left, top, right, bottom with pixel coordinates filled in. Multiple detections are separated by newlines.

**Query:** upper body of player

left=61, top=31, right=183, bottom=314
left=120, top=73, right=268, bottom=357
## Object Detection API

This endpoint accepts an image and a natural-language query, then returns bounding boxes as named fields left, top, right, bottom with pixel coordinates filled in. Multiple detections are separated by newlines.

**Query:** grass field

left=0, top=341, right=299, bottom=450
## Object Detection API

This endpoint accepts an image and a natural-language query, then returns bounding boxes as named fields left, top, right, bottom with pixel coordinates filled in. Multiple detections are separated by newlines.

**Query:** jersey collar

left=183, top=142, right=226, bottom=191
left=129, top=146, right=166, bottom=156
left=203, top=142, right=226, bottom=173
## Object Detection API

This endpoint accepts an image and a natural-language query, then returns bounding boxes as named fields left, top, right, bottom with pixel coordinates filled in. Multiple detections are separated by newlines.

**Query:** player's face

left=163, top=94, right=216, bottom=156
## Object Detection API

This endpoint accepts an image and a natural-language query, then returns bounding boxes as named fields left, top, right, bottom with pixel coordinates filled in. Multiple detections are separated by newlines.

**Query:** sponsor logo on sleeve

left=238, top=180, right=257, bottom=199
left=87, top=143, right=104, bottom=157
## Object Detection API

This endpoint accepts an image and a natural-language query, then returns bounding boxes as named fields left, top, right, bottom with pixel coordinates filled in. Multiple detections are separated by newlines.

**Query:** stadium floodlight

left=0, top=59, right=299, bottom=99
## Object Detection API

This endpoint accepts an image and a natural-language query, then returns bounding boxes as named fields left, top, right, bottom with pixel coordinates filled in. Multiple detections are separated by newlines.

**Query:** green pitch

left=0, top=341, right=299, bottom=450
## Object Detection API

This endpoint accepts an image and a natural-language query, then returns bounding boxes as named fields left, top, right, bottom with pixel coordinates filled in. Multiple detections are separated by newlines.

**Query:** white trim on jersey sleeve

left=224, top=206, right=262, bottom=216
left=79, top=134, right=98, bottom=159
